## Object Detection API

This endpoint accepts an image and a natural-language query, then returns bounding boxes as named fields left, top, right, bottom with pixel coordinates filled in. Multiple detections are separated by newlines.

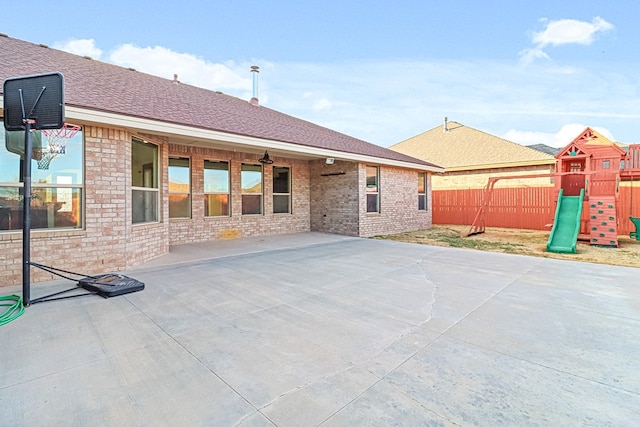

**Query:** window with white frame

left=366, top=165, right=379, bottom=213
left=273, top=166, right=291, bottom=214
left=0, top=122, right=84, bottom=231
left=168, top=157, right=191, bottom=218
left=242, top=163, right=262, bottom=215
left=131, top=137, right=159, bottom=224
left=418, top=172, right=427, bottom=210
left=204, top=160, right=230, bottom=216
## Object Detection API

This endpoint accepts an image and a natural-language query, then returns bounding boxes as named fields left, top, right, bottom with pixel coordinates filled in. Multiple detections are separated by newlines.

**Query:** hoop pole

left=22, top=121, right=33, bottom=307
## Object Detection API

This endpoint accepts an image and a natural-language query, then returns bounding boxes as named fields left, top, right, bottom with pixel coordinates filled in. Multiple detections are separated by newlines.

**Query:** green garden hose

left=0, top=294, right=25, bottom=326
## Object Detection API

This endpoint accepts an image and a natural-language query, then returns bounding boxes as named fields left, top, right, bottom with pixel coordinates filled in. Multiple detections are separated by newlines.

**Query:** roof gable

left=556, top=127, right=626, bottom=159
left=390, top=121, right=555, bottom=169
left=0, top=35, right=441, bottom=170
left=556, top=142, right=588, bottom=159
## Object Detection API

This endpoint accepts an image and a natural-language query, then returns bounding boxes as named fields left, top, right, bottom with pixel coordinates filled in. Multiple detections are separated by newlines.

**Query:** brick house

left=0, top=35, right=442, bottom=286
left=390, top=119, right=556, bottom=189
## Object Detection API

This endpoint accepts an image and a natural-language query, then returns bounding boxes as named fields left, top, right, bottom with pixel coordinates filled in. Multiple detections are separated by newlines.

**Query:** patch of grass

left=380, top=228, right=529, bottom=253
left=373, top=225, right=640, bottom=268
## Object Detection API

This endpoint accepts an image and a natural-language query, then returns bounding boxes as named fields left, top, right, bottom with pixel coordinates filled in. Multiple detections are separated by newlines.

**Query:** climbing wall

left=589, top=196, right=618, bottom=247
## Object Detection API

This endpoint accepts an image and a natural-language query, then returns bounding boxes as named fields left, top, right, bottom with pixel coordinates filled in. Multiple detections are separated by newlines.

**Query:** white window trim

left=366, top=165, right=380, bottom=214
left=204, top=159, right=231, bottom=217
left=168, top=157, right=192, bottom=219
left=241, top=163, right=263, bottom=215
left=273, top=165, right=291, bottom=214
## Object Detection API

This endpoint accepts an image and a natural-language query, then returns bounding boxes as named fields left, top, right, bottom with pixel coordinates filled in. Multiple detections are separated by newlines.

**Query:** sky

left=2, top=1, right=639, bottom=148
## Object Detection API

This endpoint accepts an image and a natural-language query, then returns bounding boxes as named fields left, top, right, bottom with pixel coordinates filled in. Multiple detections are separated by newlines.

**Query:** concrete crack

left=417, top=255, right=438, bottom=327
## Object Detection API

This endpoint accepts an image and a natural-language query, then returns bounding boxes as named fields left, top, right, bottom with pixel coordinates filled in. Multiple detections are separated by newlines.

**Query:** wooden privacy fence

left=433, top=185, right=640, bottom=236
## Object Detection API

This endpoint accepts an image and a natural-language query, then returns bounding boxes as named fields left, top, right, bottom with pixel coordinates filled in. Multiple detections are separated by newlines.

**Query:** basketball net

left=37, top=123, right=81, bottom=169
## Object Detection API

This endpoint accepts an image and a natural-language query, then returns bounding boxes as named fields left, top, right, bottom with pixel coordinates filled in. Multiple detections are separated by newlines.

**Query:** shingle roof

left=526, top=144, right=560, bottom=156
left=0, top=35, right=440, bottom=170
left=390, top=121, right=555, bottom=170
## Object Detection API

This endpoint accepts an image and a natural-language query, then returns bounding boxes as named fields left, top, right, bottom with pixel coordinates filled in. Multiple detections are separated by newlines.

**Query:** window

left=0, top=122, right=84, bottom=231
left=273, top=166, right=291, bottom=214
left=418, top=172, right=427, bottom=210
left=569, top=161, right=583, bottom=172
left=242, top=163, right=262, bottom=215
left=168, top=157, right=190, bottom=218
left=131, top=137, right=159, bottom=224
left=204, top=160, right=230, bottom=216
left=602, top=160, right=610, bottom=169
left=366, top=165, right=379, bottom=213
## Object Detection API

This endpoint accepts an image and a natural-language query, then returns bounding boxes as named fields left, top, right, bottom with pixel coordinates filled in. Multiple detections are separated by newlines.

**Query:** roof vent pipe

left=250, top=65, right=260, bottom=105
left=444, top=116, right=449, bottom=132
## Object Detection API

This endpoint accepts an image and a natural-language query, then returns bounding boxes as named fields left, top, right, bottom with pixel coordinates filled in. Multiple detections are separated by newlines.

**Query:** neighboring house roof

left=527, top=144, right=560, bottom=156
left=0, top=35, right=442, bottom=172
left=390, top=120, right=555, bottom=172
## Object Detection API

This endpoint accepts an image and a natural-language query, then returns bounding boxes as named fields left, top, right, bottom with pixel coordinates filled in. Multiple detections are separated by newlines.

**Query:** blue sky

left=2, top=1, right=638, bottom=148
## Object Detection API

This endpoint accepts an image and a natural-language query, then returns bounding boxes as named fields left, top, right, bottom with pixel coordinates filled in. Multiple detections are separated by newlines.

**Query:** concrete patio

left=1, top=233, right=638, bottom=426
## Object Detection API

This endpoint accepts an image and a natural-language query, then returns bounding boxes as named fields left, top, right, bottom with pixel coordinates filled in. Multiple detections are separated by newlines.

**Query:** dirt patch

left=374, top=225, right=640, bottom=268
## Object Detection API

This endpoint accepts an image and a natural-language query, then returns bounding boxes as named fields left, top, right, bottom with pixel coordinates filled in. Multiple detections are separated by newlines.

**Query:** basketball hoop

left=37, top=123, right=81, bottom=169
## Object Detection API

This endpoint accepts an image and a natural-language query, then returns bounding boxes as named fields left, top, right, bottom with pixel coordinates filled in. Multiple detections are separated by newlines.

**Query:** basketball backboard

left=4, top=129, right=43, bottom=160
left=3, top=72, right=64, bottom=131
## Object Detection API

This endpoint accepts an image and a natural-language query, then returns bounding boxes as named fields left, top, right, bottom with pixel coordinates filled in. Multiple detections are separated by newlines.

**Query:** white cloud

left=533, top=17, right=614, bottom=47
left=520, top=17, right=614, bottom=64
left=267, top=58, right=640, bottom=146
left=53, top=39, right=251, bottom=93
left=518, top=47, right=550, bottom=65
left=51, top=38, right=639, bottom=149
left=108, top=43, right=252, bottom=94
left=312, top=98, right=332, bottom=110
left=505, top=124, right=616, bottom=148
left=53, top=38, right=103, bottom=59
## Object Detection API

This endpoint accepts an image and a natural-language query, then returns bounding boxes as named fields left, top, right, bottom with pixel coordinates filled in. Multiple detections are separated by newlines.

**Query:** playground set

left=468, top=128, right=640, bottom=253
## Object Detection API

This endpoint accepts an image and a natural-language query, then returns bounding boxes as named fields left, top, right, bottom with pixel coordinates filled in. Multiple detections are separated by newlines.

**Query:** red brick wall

left=0, top=126, right=170, bottom=286
left=166, top=144, right=311, bottom=244
left=309, top=160, right=433, bottom=237
left=359, top=164, right=433, bottom=237
left=1, top=125, right=433, bottom=287
left=309, top=160, right=360, bottom=236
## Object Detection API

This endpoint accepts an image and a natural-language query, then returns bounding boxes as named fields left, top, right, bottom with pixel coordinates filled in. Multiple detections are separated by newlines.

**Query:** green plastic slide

left=546, top=189, right=585, bottom=254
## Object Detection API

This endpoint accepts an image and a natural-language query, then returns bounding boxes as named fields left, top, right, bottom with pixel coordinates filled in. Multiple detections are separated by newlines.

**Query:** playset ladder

left=588, top=196, right=618, bottom=247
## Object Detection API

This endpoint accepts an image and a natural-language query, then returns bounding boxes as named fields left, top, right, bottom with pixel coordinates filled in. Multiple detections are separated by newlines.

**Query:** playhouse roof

left=390, top=120, right=555, bottom=171
left=0, top=35, right=442, bottom=172
left=556, top=127, right=627, bottom=159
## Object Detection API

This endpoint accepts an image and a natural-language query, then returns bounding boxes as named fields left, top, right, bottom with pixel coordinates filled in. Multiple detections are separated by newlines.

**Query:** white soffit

left=0, top=100, right=442, bottom=173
